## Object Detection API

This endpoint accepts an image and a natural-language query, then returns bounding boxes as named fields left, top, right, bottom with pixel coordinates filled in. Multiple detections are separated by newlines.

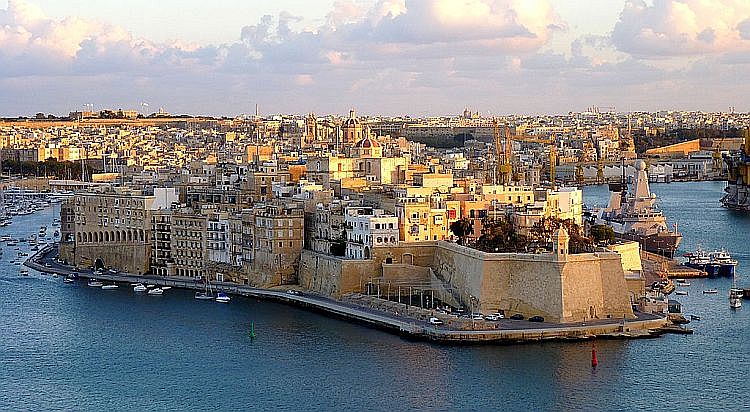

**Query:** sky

left=1, top=0, right=750, bottom=117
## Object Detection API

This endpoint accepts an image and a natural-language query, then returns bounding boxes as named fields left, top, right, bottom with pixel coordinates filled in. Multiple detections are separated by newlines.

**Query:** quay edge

left=26, top=244, right=673, bottom=345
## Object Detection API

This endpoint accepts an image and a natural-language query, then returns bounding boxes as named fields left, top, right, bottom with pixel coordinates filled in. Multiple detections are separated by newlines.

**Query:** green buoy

left=249, top=322, right=256, bottom=340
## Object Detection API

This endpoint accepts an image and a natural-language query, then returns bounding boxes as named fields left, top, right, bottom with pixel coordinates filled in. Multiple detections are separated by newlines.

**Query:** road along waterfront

left=27, top=245, right=668, bottom=344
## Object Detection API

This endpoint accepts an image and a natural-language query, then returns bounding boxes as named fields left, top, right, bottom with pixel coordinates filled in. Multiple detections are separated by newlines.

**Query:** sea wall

left=298, top=241, right=635, bottom=323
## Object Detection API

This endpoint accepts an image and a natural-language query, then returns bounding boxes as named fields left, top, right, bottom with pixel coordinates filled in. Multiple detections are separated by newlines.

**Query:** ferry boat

left=593, top=160, right=682, bottom=257
left=684, top=248, right=738, bottom=277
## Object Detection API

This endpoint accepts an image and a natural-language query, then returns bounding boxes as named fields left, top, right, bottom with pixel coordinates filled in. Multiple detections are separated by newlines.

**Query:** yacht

left=87, top=279, right=103, bottom=287
left=133, top=283, right=147, bottom=292
left=63, top=276, right=75, bottom=283
left=101, top=284, right=119, bottom=290
left=195, top=279, right=215, bottom=300
left=147, top=288, right=164, bottom=295
left=215, top=292, right=231, bottom=303
left=710, top=250, right=739, bottom=277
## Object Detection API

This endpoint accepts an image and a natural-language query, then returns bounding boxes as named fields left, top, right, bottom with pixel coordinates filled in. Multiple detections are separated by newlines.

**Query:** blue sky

left=1, top=0, right=749, bottom=117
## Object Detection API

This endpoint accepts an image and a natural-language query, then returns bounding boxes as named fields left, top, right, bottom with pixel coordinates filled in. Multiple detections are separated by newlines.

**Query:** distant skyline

left=2, top=0, right=750, bottom=117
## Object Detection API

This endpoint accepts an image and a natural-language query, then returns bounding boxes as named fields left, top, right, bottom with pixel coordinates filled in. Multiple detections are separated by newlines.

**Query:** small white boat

left=146, top=284, right=156, bottom=288
left=147, top=288, right=164, bottom=295
left=101, top=284, right=119, bottom=290
left=63, top=277, right=74, bottom=283
left=675, top=291, right=688, bottom=296
left=133, top=284, right=147, bottom=292
left=19, top=269, right=29, bottom=276
left=161, top=286, right=172, bottom=291
left=195, top=292, right=214, bottom=300
left=52, top=273, right=58, bottom=278
left=215, top=292, right=231, bottom=303
left=88, top=280, right=103, bottom=287
left=703, top=289, right=718, bottom=294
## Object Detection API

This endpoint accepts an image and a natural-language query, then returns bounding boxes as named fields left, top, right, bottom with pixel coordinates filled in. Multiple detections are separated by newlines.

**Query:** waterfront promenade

left=27, top=244, right=669, bottom=344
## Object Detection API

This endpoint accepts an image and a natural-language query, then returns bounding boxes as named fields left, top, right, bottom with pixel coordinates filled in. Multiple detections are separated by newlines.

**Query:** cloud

left=3, top=0, right=750, bottom=116
left=612, top=0, right=750, bottom=57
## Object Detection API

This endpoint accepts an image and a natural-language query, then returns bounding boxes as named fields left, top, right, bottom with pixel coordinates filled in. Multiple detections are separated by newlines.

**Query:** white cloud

left=612, top=0, right=750, bottom=57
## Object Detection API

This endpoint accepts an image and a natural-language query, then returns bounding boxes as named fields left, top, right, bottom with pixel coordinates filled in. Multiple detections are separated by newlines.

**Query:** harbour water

left=2, top=182, right=750, bottom=411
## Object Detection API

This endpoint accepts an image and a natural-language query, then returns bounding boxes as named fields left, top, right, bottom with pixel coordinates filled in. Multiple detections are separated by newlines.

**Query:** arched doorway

left=94, top=258, right=105, bottom=270
left=364, top=246, right=370, bottom=259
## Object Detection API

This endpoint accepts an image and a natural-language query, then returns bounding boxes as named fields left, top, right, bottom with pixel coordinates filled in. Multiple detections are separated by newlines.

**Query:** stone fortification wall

left=299, top=250, right=376, bottom=297
left=72, top=243, right=150, bottom=275
left=298, top=241, right=635, bottom=323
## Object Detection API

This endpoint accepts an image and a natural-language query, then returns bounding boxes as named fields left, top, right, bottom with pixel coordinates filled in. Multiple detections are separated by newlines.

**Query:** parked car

left=510, top=314, right=525, bottom=320
left=485, top=314, right=500, bottom=321
left=428, top=317, right=444, bottom=325
left=286, top=289, right=301, bottom=296
left=529, top=316, right=545, bottom=322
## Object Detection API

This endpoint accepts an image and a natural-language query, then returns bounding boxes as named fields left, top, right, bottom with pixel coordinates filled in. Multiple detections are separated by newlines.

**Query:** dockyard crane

left=493, top=119, right=514, bottom=186
left=510, top=132, right=558, bottom=190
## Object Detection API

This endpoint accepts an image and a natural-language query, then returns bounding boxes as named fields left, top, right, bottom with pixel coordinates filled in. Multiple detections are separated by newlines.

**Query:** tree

left=449, top=218, right=474, bottom=245
left=590, top=225, right=615, bottom=244
left=530, top=217, right=593, bottom=254
left=474, top=217, right=529, bottom=253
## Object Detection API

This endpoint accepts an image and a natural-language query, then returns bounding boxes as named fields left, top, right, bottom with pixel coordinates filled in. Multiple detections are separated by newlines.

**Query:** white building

left=345, top=207, right=399, bottom=260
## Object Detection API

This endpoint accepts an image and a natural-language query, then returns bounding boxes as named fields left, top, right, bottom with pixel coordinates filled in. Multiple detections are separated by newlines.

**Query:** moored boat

left=101, top=284, right=118, bottom=290
left=215, top=292, right=231, bottom=303
left=87, top=279, right=103, bottom=287
left=703, top=289, right=718, bottom=294
left=147, top=287, right=163, bottom=295
left=133, top=283, right=147, bottom=292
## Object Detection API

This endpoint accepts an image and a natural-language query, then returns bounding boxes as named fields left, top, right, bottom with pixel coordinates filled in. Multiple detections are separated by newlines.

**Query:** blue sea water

left=1, top=182, right=749, bottom=411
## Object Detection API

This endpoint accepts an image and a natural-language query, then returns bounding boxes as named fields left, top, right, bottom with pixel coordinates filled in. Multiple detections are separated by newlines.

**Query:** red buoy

left=591, top=342, right=598, bottom=368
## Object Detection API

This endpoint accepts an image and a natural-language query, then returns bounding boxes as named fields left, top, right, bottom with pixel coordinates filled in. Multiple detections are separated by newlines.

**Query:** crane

left=510, top=132, right=557, bottom=190
left=493, top=119, right=513, bottom=185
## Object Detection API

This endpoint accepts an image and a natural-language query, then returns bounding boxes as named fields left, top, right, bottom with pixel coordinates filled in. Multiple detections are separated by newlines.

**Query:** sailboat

left=195, top=278, right=214, bottom=300
left=730, top=272, right=743, bottom=309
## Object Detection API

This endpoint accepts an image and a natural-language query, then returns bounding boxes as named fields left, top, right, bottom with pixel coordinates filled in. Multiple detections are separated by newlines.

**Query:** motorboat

left=147, top=288, right=164, bottom=295
left=63, top=276, right=75, bottom=283
left=161, top=286, right=172, bottom=291
left=690, top=315, right=701, bottom=321
left=19, top=269, right=29, bottom=276
left=675, top=291, right=688, bottom=296
left=133, top=284, right=147, bottom=292
left=215, top=292, right=231, bottom=303
left=703, top=289, right=718, bottom=294
left=730, top=289, right=743, bottom=308
left=87, top=279, right=103, bottom=287
left=101, top=284, right=119, bottom=290
left=146, top=284, right=156, bottom=288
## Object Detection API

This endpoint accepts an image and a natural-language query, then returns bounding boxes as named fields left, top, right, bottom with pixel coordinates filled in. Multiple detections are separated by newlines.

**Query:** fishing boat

left=215, top=292, right=231, bottom=303
left=19, top=269, right=29, bottom=276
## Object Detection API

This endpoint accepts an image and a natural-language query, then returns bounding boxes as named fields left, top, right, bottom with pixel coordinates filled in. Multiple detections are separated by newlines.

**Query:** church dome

left=355, top=135, right=380, bottom=148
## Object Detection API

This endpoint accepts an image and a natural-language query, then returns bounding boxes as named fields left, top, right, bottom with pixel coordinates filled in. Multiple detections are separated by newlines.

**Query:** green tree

left=590, top=224, right=615, bottom=244
left=449, top=218, right=474, bottom=245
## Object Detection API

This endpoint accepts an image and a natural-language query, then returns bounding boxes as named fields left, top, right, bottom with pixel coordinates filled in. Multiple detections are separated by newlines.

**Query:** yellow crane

left=510, top=132, right=557, bottom=189
left=493, top=119, right=513, bottom=185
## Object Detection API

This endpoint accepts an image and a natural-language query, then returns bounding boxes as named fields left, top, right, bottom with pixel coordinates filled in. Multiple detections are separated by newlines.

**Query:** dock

left=27, top=244, right=671, bottom=344
left=641, top=251, right=706, bottom=281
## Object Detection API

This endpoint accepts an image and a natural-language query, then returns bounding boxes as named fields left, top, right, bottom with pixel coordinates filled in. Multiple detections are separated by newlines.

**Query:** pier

left=27, top=244, right=671, bottom=344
